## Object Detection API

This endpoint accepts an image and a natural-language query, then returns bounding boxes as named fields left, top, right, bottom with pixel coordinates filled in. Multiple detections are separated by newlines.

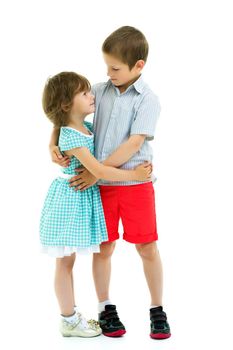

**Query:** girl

left=40, top=71, right=152, bottom=337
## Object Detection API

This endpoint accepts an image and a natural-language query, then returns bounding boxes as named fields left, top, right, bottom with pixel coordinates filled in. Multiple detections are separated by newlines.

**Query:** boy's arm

left=49, top=128, right=70, bottom=167
left=102, top=93, right=161, bottom=166
left=102, top=134, right=146, bottom=167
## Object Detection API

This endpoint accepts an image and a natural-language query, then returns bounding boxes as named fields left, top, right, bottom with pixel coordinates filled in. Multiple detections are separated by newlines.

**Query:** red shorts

left=99, top=182, right=158, bottom=244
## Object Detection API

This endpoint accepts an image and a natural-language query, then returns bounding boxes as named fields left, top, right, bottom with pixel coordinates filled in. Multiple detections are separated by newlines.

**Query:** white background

left=0, top=0, right=233, bottom=349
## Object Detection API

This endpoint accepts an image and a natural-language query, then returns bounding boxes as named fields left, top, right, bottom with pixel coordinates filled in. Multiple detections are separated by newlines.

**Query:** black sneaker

left=98, top=305, right=126, bottom=337
left=150, top=306, right=171, bottom=339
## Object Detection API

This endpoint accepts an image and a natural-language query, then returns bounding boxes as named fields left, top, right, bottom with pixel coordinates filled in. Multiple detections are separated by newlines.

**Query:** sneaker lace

left=76, top=312, right=89, bottom=329
left=88, top=319, right=100, bottom=329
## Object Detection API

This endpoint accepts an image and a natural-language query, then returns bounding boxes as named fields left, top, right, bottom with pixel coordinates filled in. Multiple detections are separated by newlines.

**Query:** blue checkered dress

left=40, top=122, right=108, bottom=252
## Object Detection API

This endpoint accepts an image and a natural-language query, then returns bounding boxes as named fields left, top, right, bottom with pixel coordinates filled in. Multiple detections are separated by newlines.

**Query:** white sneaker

left=60, top=312, right=102, bottom=337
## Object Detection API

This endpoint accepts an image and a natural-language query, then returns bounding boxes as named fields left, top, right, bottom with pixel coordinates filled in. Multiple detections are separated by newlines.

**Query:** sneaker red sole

left=150, top=332, right=171, bottom=339
left=103, top=329, right=126, bottom=337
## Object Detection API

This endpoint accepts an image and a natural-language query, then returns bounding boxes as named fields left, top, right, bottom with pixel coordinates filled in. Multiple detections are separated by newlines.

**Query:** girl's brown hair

left=102, top=26, right=149, bottom=70
left=42, top=72, right=91, bottom=127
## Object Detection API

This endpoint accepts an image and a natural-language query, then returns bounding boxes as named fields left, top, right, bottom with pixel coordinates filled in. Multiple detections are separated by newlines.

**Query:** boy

left=50, top=26, right=171, bottom=339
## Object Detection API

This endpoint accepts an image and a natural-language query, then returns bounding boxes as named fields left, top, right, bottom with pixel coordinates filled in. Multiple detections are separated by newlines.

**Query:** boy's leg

left=92, top=241, right=116, bottom=302
left=119, top=182, right=162, bottom=305
left=93, top=242, right=126, bottom=337
left=119, top=182, right=171, bottom=338
left=94, top=185, right=126, bottom=337
left=95, top=185, right=119, bottom=302
left=136, top=242, right=171, bottom=339
left=135, top=241, right=163, bottom=306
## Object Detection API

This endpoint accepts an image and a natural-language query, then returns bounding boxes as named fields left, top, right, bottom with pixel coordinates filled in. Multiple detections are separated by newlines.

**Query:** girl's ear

left=61, top=102, right=70, bottom=112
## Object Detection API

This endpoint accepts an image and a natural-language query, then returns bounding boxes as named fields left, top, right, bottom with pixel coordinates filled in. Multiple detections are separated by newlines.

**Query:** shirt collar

left=108, top=74, right=145, bottom=94
left=132, top=75, right=145, bottom=94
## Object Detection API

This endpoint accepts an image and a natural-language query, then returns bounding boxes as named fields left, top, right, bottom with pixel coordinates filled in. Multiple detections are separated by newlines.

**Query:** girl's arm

left=49, top=128, right=70, bottom=167
left=65, top=147, right=151, bottom=182
left=49, top=127, right=60, bottom=149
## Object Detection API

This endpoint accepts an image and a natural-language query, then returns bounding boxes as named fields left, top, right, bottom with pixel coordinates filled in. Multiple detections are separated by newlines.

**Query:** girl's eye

left=112, top=68, right=119, bottom=71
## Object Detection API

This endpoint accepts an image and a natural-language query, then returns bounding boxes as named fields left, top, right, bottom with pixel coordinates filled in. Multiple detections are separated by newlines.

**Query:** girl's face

left=70, top=90, right=95, bottom=118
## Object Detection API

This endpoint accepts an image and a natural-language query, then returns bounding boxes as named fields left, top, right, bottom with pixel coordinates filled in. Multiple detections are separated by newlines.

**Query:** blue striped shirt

left=92, top=75, right=161, bottom=186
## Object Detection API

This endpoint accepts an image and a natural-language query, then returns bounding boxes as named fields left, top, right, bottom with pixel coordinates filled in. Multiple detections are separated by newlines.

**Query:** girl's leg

left=136, top=242, right=163, bottom=306
left=54, top=253, right=76, bottom=316
left=71, top=271, right=76, bottom=308
left=92, top=241, right=116, bottom=302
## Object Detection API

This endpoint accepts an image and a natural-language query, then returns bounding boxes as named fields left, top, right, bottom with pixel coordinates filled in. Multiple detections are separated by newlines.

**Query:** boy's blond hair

left=102, top=26, right=149, bottom=70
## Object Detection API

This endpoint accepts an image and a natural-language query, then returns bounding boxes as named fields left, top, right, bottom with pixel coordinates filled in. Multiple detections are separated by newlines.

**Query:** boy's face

left=103, top=53, right=144, bottom=92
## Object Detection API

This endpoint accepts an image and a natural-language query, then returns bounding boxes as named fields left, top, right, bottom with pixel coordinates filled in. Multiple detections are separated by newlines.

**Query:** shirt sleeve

left=130, top=93, right=161, bottom=141
left=59, top=129, right=87, bottom=152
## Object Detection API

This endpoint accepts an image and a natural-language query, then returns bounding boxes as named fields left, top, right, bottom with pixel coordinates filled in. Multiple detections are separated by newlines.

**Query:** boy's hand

left=135, top=162, right=152, bottom=181
left=69, top=166, right=98, bottom=191
left=49, top=145, right=70, bottom=167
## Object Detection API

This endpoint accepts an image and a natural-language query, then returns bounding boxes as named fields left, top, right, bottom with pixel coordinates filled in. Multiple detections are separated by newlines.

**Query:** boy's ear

left=136, top=60, right=145, bottom=70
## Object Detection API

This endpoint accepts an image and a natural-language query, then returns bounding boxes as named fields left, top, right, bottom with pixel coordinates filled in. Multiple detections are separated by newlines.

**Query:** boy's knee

left=136, top=242, right=157, bottom=260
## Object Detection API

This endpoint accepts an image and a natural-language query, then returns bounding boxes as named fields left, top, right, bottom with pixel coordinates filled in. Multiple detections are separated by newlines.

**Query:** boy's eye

left=112, top=68, right=119, bottom=71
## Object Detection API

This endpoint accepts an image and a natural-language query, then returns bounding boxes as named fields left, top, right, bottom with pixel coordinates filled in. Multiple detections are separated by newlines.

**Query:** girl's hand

left=134, top=161, right=152, bottom=181
left=49, top=145, right=70, bottom=167
left=69, top=167, right=98, bottom=191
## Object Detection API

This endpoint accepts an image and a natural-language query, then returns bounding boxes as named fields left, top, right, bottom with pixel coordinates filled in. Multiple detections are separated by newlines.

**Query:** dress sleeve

left=59, top=128, right=87, bottom=152
left=84, top=121, right=93, bottom=133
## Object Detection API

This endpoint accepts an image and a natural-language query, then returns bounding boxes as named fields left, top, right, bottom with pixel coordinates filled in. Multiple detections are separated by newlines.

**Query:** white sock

left=98, top=300, right=112, bottom=313
left=61, top=311, right=78, bottom=324
left=150, top=305, right=160, bottom=309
